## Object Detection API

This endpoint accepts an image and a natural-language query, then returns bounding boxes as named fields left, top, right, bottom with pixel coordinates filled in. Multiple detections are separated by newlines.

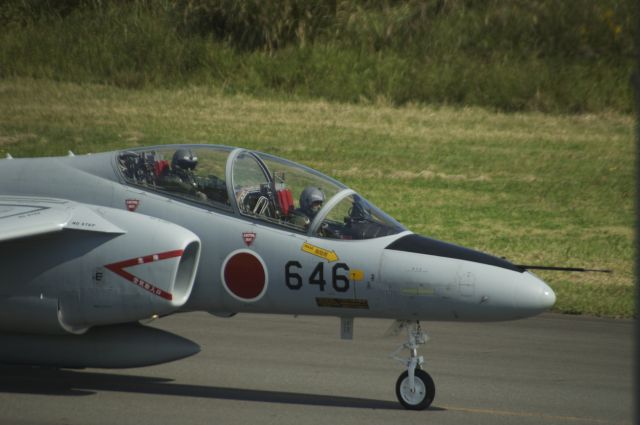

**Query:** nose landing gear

left=390, top=321, right=435, bottom=410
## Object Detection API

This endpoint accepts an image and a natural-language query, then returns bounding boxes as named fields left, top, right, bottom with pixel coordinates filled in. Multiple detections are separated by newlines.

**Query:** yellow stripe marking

left=439, top=405, right=628, bottom=424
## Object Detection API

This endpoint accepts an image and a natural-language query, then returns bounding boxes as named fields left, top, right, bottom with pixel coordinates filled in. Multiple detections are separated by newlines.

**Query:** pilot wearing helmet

left=158, top=149, right=207, bottom=200
left=290, top=186, right=325, bottom=229
left=299, top=186, right=325, bottom=218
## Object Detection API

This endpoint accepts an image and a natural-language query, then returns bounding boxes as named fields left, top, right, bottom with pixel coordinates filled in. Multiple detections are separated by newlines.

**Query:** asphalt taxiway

left=0, top=312, right=633, bottom=425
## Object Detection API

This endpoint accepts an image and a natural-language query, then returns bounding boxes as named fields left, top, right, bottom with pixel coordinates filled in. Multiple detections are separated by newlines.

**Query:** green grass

left=0, top=0, right=634, bottom=113
left=0, top=78, right=634, bottom=318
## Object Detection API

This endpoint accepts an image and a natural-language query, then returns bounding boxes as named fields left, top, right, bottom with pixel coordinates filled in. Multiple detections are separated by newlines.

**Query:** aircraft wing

left=0, top=196, right=125, bottom=243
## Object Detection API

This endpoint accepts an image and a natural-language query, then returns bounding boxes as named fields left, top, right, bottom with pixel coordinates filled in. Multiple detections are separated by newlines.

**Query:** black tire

left=395, top=369, right=435, bottom=410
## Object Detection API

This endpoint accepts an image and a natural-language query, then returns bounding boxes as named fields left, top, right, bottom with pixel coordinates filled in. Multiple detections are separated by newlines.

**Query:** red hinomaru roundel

left=221, top=249, right=268, bottom=302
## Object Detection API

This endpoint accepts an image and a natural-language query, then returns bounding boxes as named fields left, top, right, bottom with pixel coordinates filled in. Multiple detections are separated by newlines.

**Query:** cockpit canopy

left=117, top=145, right=405, bottom=240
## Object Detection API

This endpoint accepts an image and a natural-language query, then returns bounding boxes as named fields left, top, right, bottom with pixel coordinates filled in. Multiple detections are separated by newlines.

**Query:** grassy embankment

left=0, top=0, right=634, bottom=114
left=0, top=79, right=634, bottom=318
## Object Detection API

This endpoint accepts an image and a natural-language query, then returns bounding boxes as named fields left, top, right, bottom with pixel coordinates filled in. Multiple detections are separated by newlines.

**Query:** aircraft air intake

left=0, top=201, right=201, bottom=335
left=173, top=240, right=200, bottom=305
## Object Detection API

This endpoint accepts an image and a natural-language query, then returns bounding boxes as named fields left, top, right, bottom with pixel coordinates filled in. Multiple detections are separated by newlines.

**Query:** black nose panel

left=385, top=234, right=524, bottom=273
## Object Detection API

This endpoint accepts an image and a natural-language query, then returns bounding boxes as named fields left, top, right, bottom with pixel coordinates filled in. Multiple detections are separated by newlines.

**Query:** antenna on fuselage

left=515, top=264, right=612, bottom=273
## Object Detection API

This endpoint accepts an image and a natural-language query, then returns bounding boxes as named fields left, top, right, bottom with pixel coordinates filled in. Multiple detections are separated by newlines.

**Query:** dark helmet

left=172, top=149, right=198, bottom=170
left=300, top=186, right=325, bottom=216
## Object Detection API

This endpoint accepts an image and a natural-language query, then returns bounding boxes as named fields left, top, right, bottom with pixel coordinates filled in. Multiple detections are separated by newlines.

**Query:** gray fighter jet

left=0, top=144, right=559, bottom=410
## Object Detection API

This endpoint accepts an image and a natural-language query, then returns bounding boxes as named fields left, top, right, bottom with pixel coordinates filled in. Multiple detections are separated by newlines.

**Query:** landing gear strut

left=390, top=321, right=435, bottom=410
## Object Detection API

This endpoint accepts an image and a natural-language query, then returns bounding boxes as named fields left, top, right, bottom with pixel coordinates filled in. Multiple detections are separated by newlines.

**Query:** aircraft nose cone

left=515, top=272, right=556, bottom=316
left=539, top=281, right=556, bottom=309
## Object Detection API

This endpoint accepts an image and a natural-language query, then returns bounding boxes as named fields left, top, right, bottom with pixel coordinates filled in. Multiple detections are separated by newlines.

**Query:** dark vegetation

left=0, top=0, right=635, bottom=113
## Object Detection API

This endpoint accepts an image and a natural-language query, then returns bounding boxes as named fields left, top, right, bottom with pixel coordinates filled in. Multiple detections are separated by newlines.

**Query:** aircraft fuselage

left=0, top=149, right=555, bottom=323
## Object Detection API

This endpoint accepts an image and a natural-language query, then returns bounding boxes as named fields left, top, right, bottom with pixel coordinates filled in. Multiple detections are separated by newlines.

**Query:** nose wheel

left=390, top=321, right=435, bottom=410
left=396, top=368, right=435, bottom=410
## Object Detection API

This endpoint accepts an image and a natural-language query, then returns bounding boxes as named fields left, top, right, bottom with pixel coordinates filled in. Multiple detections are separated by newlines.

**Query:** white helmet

left=300, top=186, right=325, bottom=216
